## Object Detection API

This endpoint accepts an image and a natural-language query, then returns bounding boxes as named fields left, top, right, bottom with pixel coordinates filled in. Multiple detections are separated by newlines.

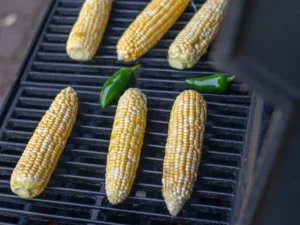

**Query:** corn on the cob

left=105, top=88, right=147, bottom=204
left=116, top=0, right=190, bottom=62
left=10, top=87, right=78, bottom=199
left=162, top=90, right=207, bottom=216
left=66, top=0, right=113, bottom=61
left=168, top=0, right=228, bottom=69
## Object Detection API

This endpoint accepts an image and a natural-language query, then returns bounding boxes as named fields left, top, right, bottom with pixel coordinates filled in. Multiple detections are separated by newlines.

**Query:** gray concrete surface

left=0, top=0, right=51, bottom=108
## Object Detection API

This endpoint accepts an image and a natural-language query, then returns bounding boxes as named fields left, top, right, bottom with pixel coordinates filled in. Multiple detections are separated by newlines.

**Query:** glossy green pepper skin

left=184, top=73, right=235, bottom=93
left=100, top=65, right=141, bottom=108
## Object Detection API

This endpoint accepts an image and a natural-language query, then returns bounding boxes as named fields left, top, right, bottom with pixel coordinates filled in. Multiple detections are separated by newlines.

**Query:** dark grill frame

left=0, top=0, right=254, bottom=224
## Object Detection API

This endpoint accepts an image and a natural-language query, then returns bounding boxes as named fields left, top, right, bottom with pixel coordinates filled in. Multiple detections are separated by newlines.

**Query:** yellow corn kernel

left=106, top=88, right=147, bottom=205
left=66, top=0, right=113, bottom=61
left=10, top=87, right=78, bottom=199
left=168, top=0, right=228, bottom=69
left=117, top=0, right=190, bottom=62
left=162, top=90, right=207, bottom=216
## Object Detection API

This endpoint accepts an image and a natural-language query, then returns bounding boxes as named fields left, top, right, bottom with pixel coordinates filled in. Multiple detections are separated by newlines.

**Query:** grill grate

left=0, top=0, right=252, bottom=224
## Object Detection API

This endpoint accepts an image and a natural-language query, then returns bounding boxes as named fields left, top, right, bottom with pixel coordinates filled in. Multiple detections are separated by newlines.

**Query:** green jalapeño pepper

left=184, top=73, right=235, bottom=93
left=100, top=64, right=141, bottom=108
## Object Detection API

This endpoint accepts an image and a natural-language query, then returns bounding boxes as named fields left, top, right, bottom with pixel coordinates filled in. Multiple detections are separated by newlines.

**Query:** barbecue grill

left=0, top=0, right=283, bottom=224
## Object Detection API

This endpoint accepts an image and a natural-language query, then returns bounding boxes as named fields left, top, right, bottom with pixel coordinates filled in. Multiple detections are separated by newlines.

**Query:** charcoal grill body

left=215, top=0, right=300, bottom=225
left=0, top=0, right=260, bottom=224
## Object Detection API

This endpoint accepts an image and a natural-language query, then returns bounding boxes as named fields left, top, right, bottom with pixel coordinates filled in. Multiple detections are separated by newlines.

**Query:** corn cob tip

left=168, top=51, right=197, bottom=70
left=61, top=87, right=77, bottom=98
left=64, top=86, right=76, bottom=92
left=66, top=41, right=90, bottom=61
left=168, top=58, right=189, bottom=70
left=106, top=188, right=127, bottom=205
left=12, top=186, right=31, bottom=199
left=164, top=197, right=185, bottom=217
left=11, top=184, right=40, bottom=199
left=117, top=50, right=126, bottom=61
